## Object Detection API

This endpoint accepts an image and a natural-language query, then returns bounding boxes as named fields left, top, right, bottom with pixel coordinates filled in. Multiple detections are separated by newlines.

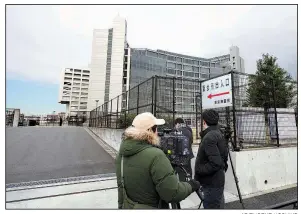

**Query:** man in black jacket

left=194, top=109, right=229, bottom=209
left=173, top=118, right=194, bottom=181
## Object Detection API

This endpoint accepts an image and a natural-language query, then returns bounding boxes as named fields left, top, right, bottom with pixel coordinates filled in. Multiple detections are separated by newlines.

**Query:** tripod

left=227, top=135, right=245, bottom=209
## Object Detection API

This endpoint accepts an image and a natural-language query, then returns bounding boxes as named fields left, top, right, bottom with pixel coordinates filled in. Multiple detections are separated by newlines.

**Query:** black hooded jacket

left=194, top=125, right=229, bottom=187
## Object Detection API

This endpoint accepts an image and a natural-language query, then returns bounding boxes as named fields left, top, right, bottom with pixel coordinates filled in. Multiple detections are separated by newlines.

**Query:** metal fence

left=198, top=71, right=297, bottom=149
left=89, top=76, right=200, bottom=131
left=89, top=71, right=297, bottom=149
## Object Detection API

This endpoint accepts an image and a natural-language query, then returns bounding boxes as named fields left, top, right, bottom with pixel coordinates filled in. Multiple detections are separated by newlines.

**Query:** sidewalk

left=6, top=173, right=296, bottom=209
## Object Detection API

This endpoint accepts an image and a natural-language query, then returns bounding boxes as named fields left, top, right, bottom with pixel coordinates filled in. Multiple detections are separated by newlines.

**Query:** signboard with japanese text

left=201, top=74, right=232, bottom=109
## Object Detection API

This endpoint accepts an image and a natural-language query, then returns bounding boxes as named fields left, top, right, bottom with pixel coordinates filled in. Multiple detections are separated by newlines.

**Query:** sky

left=6, top=5, right=297, bottom=115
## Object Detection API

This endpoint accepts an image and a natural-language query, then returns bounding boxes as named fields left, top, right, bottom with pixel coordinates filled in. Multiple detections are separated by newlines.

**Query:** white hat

left=132, top=112, right=165, bottom=131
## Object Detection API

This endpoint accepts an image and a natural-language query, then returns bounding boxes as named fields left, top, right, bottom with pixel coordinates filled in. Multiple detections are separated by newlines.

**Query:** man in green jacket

left=115, top=112, right=200, bottom=209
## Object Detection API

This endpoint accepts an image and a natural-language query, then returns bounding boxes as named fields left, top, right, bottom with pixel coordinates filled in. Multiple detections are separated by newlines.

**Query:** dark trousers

left=202, top=186, right=225, bottom=209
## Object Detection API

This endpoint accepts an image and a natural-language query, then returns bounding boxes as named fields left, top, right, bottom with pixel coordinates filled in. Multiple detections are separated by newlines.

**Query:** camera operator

left=116, top=112, right=200, bottom=209
left=194, top=109, right=229, bottom=209
left=172, top=118, right=194, bottom=181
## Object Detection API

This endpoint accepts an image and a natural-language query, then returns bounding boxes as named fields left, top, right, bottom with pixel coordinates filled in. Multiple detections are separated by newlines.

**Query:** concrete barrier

left=225, top=146, right=297, bottom=196
left=88, top=127, right=297, bottom=197
left=89, top=127, right=124, bottom=152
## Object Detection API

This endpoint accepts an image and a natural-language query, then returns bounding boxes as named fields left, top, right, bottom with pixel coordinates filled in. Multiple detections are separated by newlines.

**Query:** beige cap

left=132, top=112, right=165, bottom=130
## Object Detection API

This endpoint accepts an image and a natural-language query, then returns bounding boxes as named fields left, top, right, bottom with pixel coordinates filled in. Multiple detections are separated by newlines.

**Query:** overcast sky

left=6, top=4, right=297, bottom=86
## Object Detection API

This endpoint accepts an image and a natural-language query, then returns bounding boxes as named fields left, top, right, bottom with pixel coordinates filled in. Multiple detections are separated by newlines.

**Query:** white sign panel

left=201, top=74, right=232, bottom=110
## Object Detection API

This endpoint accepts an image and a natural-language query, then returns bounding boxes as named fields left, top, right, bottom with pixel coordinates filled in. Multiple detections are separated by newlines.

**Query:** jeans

left=202, top=186, right=225, bottom=209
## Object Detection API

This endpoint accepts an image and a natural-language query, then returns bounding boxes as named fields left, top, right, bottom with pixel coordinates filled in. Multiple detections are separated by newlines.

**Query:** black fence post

left=110, top=99, right=113, bottom=128
left=195, top=94, right=199, bottom=139
left=101, top=105, right=104, bottom=128
left=154, top=76, right=158, bottom=117
left=226, top=107, right=231, bottom=134
left=200, top=80, right=203, bottom=134
left=96, top=107, right=98, bottom=128
left=116, top=95, right=119, bottom=129
left=272, top=78, right=280, bottom=147
left=151, top=77, right=154, bottom=114
left=124, top=91, right=127, bottom=127
left=231, top=71, right=238, bottom=150
left=172, top=77, right=176, bottom=122
left=137, top=84, right=140, bottom=115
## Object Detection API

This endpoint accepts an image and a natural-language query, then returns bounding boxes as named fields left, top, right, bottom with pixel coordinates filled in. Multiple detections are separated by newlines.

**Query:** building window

left=176, top=83, right=183, bottom=88
left=147, top=51, right=158, bottom=58
left=167, top=55, right=175, bottom=61
left=201, top=73, right=208, bottom=78
left=184, top=72, right=194, bottom=77
left=192, top=66, right=199, bottom=72
left=176, top=91, right=183, bottom=96
left=184, top=65, right=192, bottom=71
left=167, top=68, right=176, bottom=74
left=167, top=62, right=176, bottom=68
left=158, top=53, right=166, bottom=59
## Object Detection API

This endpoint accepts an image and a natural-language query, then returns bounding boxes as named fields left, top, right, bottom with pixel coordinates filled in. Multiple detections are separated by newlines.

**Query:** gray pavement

left=6, top=127, right=115, bottom=184
left=225, top=186, right=297, bottom=209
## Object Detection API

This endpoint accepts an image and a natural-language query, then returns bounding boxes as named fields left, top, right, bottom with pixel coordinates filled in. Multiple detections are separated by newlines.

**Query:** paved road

left=225, top=186, right=297, bottom=209
left=6, top=127, right=115, bottom=184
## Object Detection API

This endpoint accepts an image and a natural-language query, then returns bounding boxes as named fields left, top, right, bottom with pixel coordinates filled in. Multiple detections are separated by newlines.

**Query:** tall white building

left=58, top=67, right=90, bottom=116
left=87, top=15, right=130, bottom=112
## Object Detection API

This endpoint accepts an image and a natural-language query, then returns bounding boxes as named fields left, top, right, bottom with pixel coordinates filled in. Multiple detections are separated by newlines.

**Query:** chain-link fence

left=89, top=72, right=297, bottom=148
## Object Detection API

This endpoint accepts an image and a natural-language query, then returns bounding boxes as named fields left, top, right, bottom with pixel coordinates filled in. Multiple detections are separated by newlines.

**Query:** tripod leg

left=171, top=202, right=181, bottom=209
left=198, top=201, right=203, bottom=209
left=228, top=151, right=245, bottom=209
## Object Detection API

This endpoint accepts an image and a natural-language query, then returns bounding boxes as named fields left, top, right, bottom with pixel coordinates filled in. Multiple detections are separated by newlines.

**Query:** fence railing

left=89, top=71, right=297, bottom=149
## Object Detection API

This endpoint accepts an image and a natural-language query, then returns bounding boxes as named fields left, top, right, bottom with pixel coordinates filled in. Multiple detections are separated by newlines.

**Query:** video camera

left=219, top=124, right=232, bottom=141
left=158, top=128, right=192, bottom=166
left=219, top=124, right=241, bottom=151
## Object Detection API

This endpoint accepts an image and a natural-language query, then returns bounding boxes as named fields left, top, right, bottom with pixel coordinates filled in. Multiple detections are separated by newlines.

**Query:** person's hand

left=187, top=179, right=201, bottom=192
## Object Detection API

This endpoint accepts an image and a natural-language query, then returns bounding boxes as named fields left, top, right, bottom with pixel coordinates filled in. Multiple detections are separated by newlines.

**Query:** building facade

left=129, top=46, right=245, bottom=89
left=58, top=67, right=90, bottom=116
left=59, top=15, right=245, bottom=119
left=87, top=15, right=130, bottom=113
left=128, top=46, right=245, bottom=117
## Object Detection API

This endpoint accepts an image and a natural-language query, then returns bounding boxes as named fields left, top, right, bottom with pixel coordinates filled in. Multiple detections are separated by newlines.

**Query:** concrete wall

left=89, top=127, right=124, bottom=152
left=89, top=128, right=297, bottom=197
left=225, top=146, right=297, bottom=196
